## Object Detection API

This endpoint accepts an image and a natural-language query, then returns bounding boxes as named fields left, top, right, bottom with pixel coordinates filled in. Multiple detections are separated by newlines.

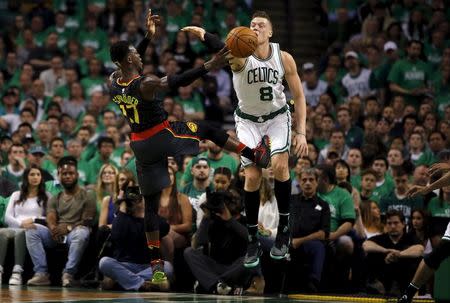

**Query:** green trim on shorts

left=270, top=110, right=291, bottom=156
left=235, top=105, right=288, bottom=123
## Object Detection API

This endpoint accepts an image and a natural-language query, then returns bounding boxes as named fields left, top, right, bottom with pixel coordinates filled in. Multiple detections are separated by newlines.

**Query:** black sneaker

left=270, top=225, right=290, bottom=260
left=397, top=294, right=412, bottom=303
left=244, top=238, right=263, bottom=268
left=253, top=135, right=271, bottom=168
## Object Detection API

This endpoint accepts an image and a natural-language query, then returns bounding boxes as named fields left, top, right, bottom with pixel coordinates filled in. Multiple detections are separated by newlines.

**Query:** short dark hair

left=372, top=156, right=388, bottom=167
left=361, top=168, right=377, bottom=179
left=214, top=167, right=232, bottom=179
left=392, top=166, right=408, bottom=177
left=50, top=137, right=65, bottom=148
left=110, top=41, right=131, bottom=65
left=58, top=156, right=78, bottom=169
left=252, top=11, right=272, bottom=24
left=316, top=164, right=337, bottom=185
left=386, top=209, right=405, bottom=223
left=97, top=136, right=115, bottom=149
left=429, top=131, right=446, bottom=142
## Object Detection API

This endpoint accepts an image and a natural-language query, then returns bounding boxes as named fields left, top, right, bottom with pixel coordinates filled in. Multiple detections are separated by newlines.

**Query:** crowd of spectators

left=0, top=0, right=449, bottom=299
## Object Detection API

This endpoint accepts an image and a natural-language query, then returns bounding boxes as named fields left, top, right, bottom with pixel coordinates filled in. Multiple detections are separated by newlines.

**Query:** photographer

left=184, top=190, right=263, bottom=295
left=98, top=186, right=173, bottom=291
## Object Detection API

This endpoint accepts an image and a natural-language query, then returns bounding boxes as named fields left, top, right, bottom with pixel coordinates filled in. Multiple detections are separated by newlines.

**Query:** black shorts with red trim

left=130, top=121, right=202, bottom=195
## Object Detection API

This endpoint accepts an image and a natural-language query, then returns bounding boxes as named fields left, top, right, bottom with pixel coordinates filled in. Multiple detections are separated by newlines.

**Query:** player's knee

left=244, top=167, right=262, bottom=189
left=271, top=153, right=289, bottom=176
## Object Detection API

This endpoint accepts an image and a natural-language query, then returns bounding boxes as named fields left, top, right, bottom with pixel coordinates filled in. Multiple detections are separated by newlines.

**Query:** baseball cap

left=384, top=41, right=398, bottom=52
left=302, top=62, right=315, bottom=72
left=345, top=51, right=359, bottom=60
left=192, top=156, right=210, bottom=167
left=29, top=145, right=46, bottom=156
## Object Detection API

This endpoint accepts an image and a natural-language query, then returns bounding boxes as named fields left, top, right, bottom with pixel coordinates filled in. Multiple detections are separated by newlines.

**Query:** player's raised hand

left=292, top=133, right=308, bottom=158
left=181, top=26, right=206, bottom=41
left=204, top=46, right=231, bottom=71
left=429, top=162, right=450, bottom=178
left=145, top=9, right=161, bottom=38
left=405, top=185, right=429, bottom=198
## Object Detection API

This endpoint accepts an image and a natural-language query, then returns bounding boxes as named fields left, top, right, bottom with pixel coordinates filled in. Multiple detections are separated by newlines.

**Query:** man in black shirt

left=290, top=168, right=330, bottom=292
left=99, top=186, right=171, bottom=291
left=184, top=191, right=259, bottom=295
left=363, top=210, right=424, bottom=295
left=108, top=10, right=270, bottom=283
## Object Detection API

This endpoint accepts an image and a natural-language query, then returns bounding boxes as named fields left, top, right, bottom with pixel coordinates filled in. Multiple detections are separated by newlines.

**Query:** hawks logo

left=186, top=122, right=198, bottom=132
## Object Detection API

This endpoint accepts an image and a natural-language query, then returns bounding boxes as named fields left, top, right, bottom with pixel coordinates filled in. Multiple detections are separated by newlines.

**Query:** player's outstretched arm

left=281, top=51, right=308, bottom=157
left=136, top=9, right=160, bottom=58
left=181, top=26, right=245, bottom=72
left=140, top=47, right=230, bottom=98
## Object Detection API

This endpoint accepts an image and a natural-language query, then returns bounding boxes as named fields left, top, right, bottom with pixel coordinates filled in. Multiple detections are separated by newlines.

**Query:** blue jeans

left=25, top=224, right=90, bottom=275
left=99, top=257, right=173, bottom=290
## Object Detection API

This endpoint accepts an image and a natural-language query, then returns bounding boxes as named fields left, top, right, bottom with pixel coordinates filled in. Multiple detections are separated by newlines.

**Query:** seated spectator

left=409, top=209, right=432, bottom=254
left=1, top=143, right=27, bottom=186
left=289, top=168, right=330, bottom=292
left=0, top=165, right=50, bottom=285
left=184, top=190, right=262, bottom=295
left=363, top=210, right=424, bottom=295
left=380, top=167, right=424, bottom=224
left=99, top=186, right=172, bottom=292
left=316, top=165, right=356, bottom=289
left=86, top=137, right=117, bottom=185
left=371, top=156, right=395, bottom=200
left=196, top=167, right=233, bottom=230
left=358, top=200, right=383, bottom=239
left=26, top=156, right=96, bottom=287
left=318, top=128, right=350, bottom=164
left=257, top=173, right=278, bottom=252
left=360, top=169, right=381, bottom=203
left=95, top=164, right=119, bottom=220
left=334, top=159, right=360, bottom=206
left=159, top=167, right=192, bottom=264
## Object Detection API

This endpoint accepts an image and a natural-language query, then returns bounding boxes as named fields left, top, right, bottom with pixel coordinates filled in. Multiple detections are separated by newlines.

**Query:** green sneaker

left=151, top=259, right=167, bottom=283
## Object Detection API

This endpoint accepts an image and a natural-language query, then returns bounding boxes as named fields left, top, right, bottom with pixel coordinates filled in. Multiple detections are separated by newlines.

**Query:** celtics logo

left=187, top=122, right=198, bottom=133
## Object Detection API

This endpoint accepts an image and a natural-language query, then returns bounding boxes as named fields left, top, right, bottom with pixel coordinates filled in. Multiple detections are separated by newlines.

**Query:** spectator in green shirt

left=372, top=156, right=395, bottom=200
left=41, top=137, right=65, bottom=180
left=388, top=40, right=432, bottom=107
left=181, top=141, right=239, bottom=187
left=174, top=84, right=205, bottom=121
left=360, top=169, right=381, bottom=204
left=86, top=137, right=118, bottom=185
left=337, top=107, right=364, bottom=148
left=380, top=167, right=424, bottom=224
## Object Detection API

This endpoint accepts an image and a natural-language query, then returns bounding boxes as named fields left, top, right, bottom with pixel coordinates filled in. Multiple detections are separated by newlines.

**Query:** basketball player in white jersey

left=396, top=165, right=450, bottom=303
left=182, top=10, right=308, bottom=267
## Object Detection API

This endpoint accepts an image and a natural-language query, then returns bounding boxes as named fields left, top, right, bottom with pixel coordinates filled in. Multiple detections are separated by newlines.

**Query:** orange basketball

left=225, top=26, right=258, bottom=58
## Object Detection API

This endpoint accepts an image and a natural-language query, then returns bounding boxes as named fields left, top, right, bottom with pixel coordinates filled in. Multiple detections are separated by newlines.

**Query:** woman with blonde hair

left=357, top=200, right=384, bottom=239
left=258, top=168, right=279, bottom=252
left=95, top=164, right=119, bottom=213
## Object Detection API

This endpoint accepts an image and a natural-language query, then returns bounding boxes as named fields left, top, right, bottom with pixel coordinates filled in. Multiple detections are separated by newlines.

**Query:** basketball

left=225, top=26, right=258, bottom=58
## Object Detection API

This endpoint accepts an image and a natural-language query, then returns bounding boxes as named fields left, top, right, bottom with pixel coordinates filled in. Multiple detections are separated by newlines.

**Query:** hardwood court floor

left=0, top=286, right=436, bottom=303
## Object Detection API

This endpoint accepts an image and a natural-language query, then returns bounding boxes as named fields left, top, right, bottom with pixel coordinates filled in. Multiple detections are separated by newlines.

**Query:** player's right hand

left=405, top=185, right=429, bottom=198
left=181, top=26, right=206, bottom=41
left=429, top=162, right=450, bottom=178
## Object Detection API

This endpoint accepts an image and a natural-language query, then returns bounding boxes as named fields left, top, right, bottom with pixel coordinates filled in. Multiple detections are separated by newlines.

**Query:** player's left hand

left=292, top=133, right=308, bottom=158
left=145, top=9, right=161, bottom=39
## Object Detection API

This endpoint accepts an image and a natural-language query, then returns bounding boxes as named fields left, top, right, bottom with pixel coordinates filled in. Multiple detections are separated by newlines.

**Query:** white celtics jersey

left=341, top=68, right=375, bottom=99
left=232, top=43, right=286, bottom=116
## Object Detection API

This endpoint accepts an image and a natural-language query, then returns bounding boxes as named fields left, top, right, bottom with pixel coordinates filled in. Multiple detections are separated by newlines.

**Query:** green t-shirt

left=415, top=149, right=439, bottom=167
left=54, top=84, right=70, bottom=99
left=166, top=15, right=189, bottom=45
left=387, top=58, right=431, bottom=106
left=86, top=155, right=118, bottom=185
left=124, top=156, right=137, bottom=179
left=0, top=195, right=9, bottom=227
left=78, top=28, right=108, bottom=52
left=379, top=190, right=424, bottom=222
left=41, top=159, right=58, bottom=180
left=373, top=175, right=395, bottom=201
left=181, top=151, right=239, bottom=186
left=174, top=92, right=204, bottom=116
left=424, top=43, right=443, bottom=68
left=318, top=186, right=356, bottom=232
left=111, top=146, right=125, bottom=168
left=80, top=76, right=105, bottom=97
left=427, top=197, right=450, bottom=218
left=46, top=26, right=74, bottom=49
left=45, top=180, right=63, bottom=197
